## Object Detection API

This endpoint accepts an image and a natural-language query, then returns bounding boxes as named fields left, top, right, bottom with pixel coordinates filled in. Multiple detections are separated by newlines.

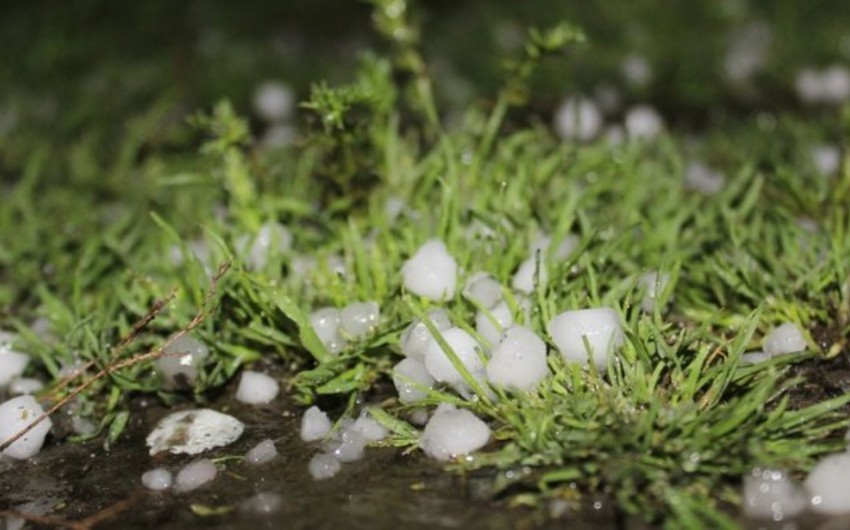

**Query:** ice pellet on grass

left=684, top=162, right=725, bottom=195
left=638, top=271, right=670, bottom=312
left=624, top=105, right=663, bottom=140
left=420, top=406, right=491, bottom=461
left=476, top=301, right=514, bottom=346
left=763, top=323, right=806, bottom=357
left=486, top=326, right=549, bottom=392
left=146, top=409, right=244, bottom=456
left=156, top=335, right=209, bottom=389
left=300, top=406, right=332, bottom=442
left=548, top=308, right=624, bottom=370
left=309, top=307, right=347, bottom=354
left=400, top=309, right=451, bottom=360
left=424, top=328, right=485, bottom=386
left=463, top=273, right=503, bottom=310
left=253, top=81, right=294, bottom=122
left=245, top=439, right=278, bottom=465
left=512, top=256, right=547, bottom=294
left=351, top=412, right=389, bottom=442
left=811, top=144, right=841, bottom=176
left=742, top=467, right=806, bottom=520
left=238, top=222, right=293, bottom=270
left=9, top=378, right=43, bottom=395
left=553, top=96, right=602, bottom=142
left=621, top=53, right=652, bottom=87
left=340, top=301, right=379, bottom=338
left=804, top=453, right=850, bottom=515
left=141, top=468, right=173, bottom=491
left=0, top=395, right=52, bottom=459
left=401, top=240, right=458, bottom=301
left=392, top=358, right=435, bottom=404
left=174, top=459, right=218, bottom=493
left=796, top=65, right=850, bottom=105
left=740, top=351, right=770, bottom=365
left=320, top=428, right=367, bottom=463
left=235, top=371, right=279, bottom=405
left=0, top=332, right=29, bottom=388
left=309, top=453, right=341, bottom=480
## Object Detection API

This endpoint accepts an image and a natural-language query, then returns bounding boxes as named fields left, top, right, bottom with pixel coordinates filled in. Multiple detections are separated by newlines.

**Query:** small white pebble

left=548, top=308, right=624, bottom=370
left=141, top=468, right=173, bottom=491
left=8, top=378, right=43, bottom=396
left=392, top=358, right=435, bottom=404
left=553, top=96, right=603, bottom=142
left=742, top=467, right=806, bottom=520
left=512, top=255, right=547, bottom=294
left=763, top=323, right=807, bottom=357
left=486, top=326, right=549, bottom=391
left=146, top=409, right=244, bottom=456
left=804, top=453, right=850, bottom=515
left=0, top=395, right=52, bottom=459
left=638, top=271, right=671, bottom=312
left=424, top=328, right=485, bottom=386
left=463, top=273, right=503, bottom=309
left=174, top=459, right=217, bottom=493
left=400, top=309, right=452, bottom=360
left=245, top=439, right=278, bottom=465
left=624, top=105, right=663, bottom=140
left=300, top=406, right=332, bottom=442
left=401, top=240, right=458, bottom=301
left=340, top=301, right=380, bottom=338
left=253, top=81, right=294, bottom=122
left=235, top=371, right=280, bottom=405
left=156, top=335, right=209, bottom=389
left=420, top=406, right=491, bottom=461
left=475, top=300, right=515, bottom=346
left=308, top=453, right=341, bottom=480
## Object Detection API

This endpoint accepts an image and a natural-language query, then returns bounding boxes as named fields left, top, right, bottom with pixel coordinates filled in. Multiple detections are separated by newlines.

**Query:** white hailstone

left=290, top=255, right=317, bottom=278
left=8, top=378, right=43, bottom=395
left=553, top=96, right=603, bottom=142
left=261, top=124, right=297, bottom=148
left=552, top=234, right=580, bottom=261
left=340, top=301, right=380, bottom=338
left=740, top=351, right=770, bottom=365
left=424, top=328, right=485, bottom=386
left=420, top=406, right=491, bottom=461
left=742, top=467, right=806, bottom=520
left=821, top=65, right=850, bottom=104
left=624, top=105, right=663, bottom=141
left=684, top=162, right=726, bottom=194
left=605, top=125, right=626, bottom=146
left=320, top=427, right=367, bottom=463
left=811, top=144, right=841, bottom=176
left=155, top=334, right=209, bottom=388
left=547, top=308, right=624, bottom=370
left=253, top=81, right=295, bottom=122
left=300, top=405, right=332, bottom=442
left=638, top=271, right=670, bottom=312
left=392, top=358, right=436, bottom=404
left=401, top=240, right=458, bottom=301
left=486, top=326, right=549, bottom=391
left=399, top=309, right=452, bottom=360
left=0, top=396, right=52, bottom=459
left=174, top=459, right=218, bottom=493
left=351, top=412, right=389, bottom=442
left=763, top=323, right=807, bottom=357
left=245, top=439, right=278, bottom=465
left=146, top=409, right=244, bottom=456
left=239, top=222, right=293, bottom=270
left=512, top=256, right=547, bottom=294
left=235, top=371, right=280, bottom=405
left=724, top=23, right=771, bottom=83
left=141, top=468, right=173, bottom=491
left=0, top=332, right=29, bottom=388
left=463, top=273, right=503, bottom=309
left=308, top=453, right=341, bottom=480
left=804, top=453, right=850, bottom=515
left=385, top=196, right=406, bottom=223
left=475, top=301, right=515, bottom=346
left=621, top=54, right=652, bottom=86
left=309, top=308, right=347, bottom=354
left=239, top=492, right=285, bottom=515
left=795, top=68, right=823, bottom=104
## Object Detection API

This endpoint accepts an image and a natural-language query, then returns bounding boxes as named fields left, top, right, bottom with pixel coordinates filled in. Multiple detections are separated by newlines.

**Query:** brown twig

left=0, top=491, right=144, bottom=530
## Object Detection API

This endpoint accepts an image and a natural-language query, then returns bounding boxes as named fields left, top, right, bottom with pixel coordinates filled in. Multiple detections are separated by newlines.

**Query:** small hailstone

left=385, top=196, right=406, bottom=223
left=621, top=54, right=652, bottom=86
left=552, top=234, right=580, bottom=261
left=684, top=162, right=725, bottom=194
left=0, top=332, right=29, bottom=388
left=300, top=406, right=332, bottom=442
left=235, top=371, right=280, bottom=405
left=8, top=378, right=43, bottom=395
left=512, top=255, right=547, bottom=294
left=320, top=427, right=367, bottom=463
left=401, top=240, right=458, bottom=301
left=724, top=23, right=770, bottom=83
left=400, top=309, right=452, bottom=360
left=553, top=96, right=603, bottom=141
left=638, top=271, right=670, bottom=312
left=174, top=459, right=218, bottom=493
left=253, top=81, right=295, bottom=122
left=822, top=65, right=850, bottom=104
left=155, top=334, right=209, bottom=389
left=245, top=439, right=278, bottom=465
left=624, top=105, right=663, bottom=140
left=548, top=308, right=624, bottom=370
left=420, top=406, right=491, bottom=461
left=740, top=351, right=770, bottom=365
left=392, top=358, right=435, bottom=404
left=811, top=144, right=841, bottom=176
left=309, top=308, right=347, bottom=354
left=742, top=467, right=806, bottom=520
left=147, top=409, right=244, bottom=456
left=240, top=222, right=293, bottom=270
left=239, top=492, right=285, bottom=515
left=424, top=328, right=485, bottom=386
left=0, top=395, right=52, bottom=459
left=141, top=468, right=173, bottom=491
left=763, top=323, right=807, bottom=357
left=463, top=273, right=503, bottom=309
left=475, top=301, right=514, bottom=346
left=340, top=301, right=380, bottom=338
left=804, top=453, right=850, bottom=515
left=486, top=326, right=549, bottom=391
left=308, top=453, right=341, bottom=480
left=351, top=412, right=389, bottom=442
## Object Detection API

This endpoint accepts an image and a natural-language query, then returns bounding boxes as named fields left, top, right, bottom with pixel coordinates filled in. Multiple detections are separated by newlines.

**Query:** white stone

left=300, top=406, right=332, bottom=442
left=235, top=371, right=280, bottom=405
left=548, top=308, right=624, bottom=370
left=684, top=162, right=726, bottom=195
left=308, top=453, right=341, bottom=480
left=424, top=328, right=485, bottom=386
left=805, top=453, right=850, bottom=515
left=624, top=105, right=663, bottom=140
left=146, top=409, right=244, bottom=456
left=245, top=438, right=278, bottom=465
left=141, top=468, right=173, bottom=491
left=420, top=406, right=491, bottom=461
left=155, top=335, right=209, bottom=388
left=0, top=396, right=52, bottom=459
left=638, top=271, right=670, bottom=312
left=553, top=96, right=602, bottom=141
left=174, top=459, right=218, bottom=493
left=0, top=332, right=29, bottom=388
left=512, top=256, right=547, bottom=294
left=486, top=326, right=549, bottom=391
left=742, top=467, right=806, bottom=520
left=763, top=323, right=807, bottom=357
left=340, top=301, right=380, bottom=338
left=309, top=308, right=347, bottom=354
left=399, top=309, right=451, bottom=360
left=463, top=273, right=503, bottom=309
left=401, top=240, right=458, bottom=301
left=475, top=301, right=514, bottom=346
left=253, top=81, right=294, bottom=122
left=392, top=358, right=436, bottom=404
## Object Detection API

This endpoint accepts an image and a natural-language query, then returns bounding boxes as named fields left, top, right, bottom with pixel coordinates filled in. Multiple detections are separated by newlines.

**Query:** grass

left=2, top=1, right=850, bottom=528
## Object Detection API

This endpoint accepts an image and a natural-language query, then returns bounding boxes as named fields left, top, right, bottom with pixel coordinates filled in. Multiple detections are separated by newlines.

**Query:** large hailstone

left=420, top=405, right=491, bottom=461
left=763, top=323, right=807, bottom=357
left=512, top=255, right=548, bottom=294
left=0, top=395, right=52, bottom=459
left=340, top=301, right=380, bottom=338
left=475, top=300, right=514, bottom=346
left=804, top=453, right=850, bottom=515
left=423, top=328, right=485, bottom=386
left=400, top=309, right=452, bottom=360
left=486, top=326, right=549, bottom=391
left=300, top=405, right=332, bottom=442
left=146, top=409, right=244, bottom=456
left=235, top=371, right=280, bottom=405
left=553, top=96, right=602, bottom=142
left=401, top=240, right=458, bottom=301
left=0, top=332, right=30, bottom=388
left=462, top=273, right=503, bottom=309
left=392, top=358, right=435, bottom=404
left=309, top=307, right=347, bottom=354
left=547, top=308, right=624, bottom=370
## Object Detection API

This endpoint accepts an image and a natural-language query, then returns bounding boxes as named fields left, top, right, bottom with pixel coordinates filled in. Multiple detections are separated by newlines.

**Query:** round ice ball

left=763, top=323, right=806, bottom=357
left=308, top=453, right=341, bottom=480
left=742, top=467, right=806, bottom=520
left=805, top=453, right=850, bottom=515
left=0, top=395, right=52, bottom=460
left=340, top=301, right=380, bottom=338
left=392, top=358, right=435, bottom=404
left=486, top=326, right=549, bottom=391
left=423, top=328, right=485, bottom=386
left=400, top=309, right=452, bottom=360
left=547, top=308, right=624, bottom=370
left=235, top=371, right=280, bottom=405
left=141, top=468, right=173, bottom=491
left=174, top=459, right=218, bottom=493
left=553, top=96, right=602, bottom=142
left=463, top=273, right=503, bottom=310
left=155, top=334, right=209, bottom=389
left=300, top=405, right=332, bottom=442
left=253, top=81, right=295, bottom=123
left=401, top=240, right=458, bottom=301
left=624, top=105, right=663, bottom=140
left=475, top=301, right=514, bottom=346
left=420, top=406, right=491, bottom=461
